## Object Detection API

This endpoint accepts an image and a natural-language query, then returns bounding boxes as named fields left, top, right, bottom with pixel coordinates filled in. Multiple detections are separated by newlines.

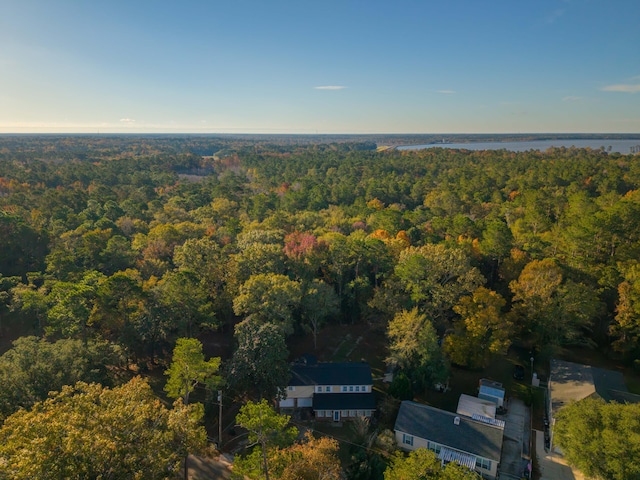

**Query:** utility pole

left=218, top=390, right=223, bottom=449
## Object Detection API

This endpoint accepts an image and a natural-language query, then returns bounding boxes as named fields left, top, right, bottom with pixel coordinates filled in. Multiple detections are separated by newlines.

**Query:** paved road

left=533, top=430, right=586, bottom=480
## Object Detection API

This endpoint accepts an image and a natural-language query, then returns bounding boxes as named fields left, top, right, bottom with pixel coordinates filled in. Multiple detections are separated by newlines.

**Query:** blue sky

left=1, top=0, right=639, bottom=134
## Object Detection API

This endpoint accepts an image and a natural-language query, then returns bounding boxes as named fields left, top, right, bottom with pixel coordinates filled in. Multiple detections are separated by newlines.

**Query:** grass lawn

left=417, top=348, right=533, bottom=412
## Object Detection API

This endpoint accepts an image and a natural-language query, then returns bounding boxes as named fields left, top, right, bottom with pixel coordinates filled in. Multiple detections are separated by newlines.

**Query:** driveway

left=499, top=398, right=530, bottom=479
left=187, top=454, right=232, bottom=480
left=533, top=430, right=586, bottom=480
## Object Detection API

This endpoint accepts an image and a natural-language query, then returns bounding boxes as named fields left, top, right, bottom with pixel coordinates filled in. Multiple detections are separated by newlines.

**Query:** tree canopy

left=227, top=319, right=291, bottom=400
left=2, top=135, right=640, bottom=477
left=0, top=336, right=121, bottom=421
left=554, top=398, right=640, bottom=480
left=384, top=448, right=480, bottom=480
left=0, top=377, right=207, bottom=480
left=164, top=337, right=221, bottom=405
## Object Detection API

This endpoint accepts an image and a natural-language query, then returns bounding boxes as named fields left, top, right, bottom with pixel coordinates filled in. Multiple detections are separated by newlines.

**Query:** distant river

left=398, top=139, right=640, bottom=154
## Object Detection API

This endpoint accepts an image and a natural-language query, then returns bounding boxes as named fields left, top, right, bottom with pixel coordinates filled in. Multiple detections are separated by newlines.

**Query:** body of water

left=398, top=139, right=640, bottom=154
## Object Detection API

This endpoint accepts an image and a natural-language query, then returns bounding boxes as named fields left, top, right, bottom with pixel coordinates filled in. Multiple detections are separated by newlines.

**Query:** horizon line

left=1, top=131, right=639, bottom=136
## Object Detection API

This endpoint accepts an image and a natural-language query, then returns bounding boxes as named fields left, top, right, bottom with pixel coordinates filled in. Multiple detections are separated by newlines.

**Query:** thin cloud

left=437, top=90, right=456, bottom=94
left=119, top=118, right=136, bottom=123
left=314, top=86, right=347, bottom=90
left=562, top=96, right=583, bottom=102
left=601, top=84, right=640, bottom=93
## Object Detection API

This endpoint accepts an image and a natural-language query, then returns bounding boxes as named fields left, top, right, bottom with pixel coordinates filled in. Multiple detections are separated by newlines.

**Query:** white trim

left=438, top=447, right=477, bottom=470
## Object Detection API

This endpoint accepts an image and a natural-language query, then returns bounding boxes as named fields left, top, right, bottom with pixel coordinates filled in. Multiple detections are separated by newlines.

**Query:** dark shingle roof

left=550, top=359, right=640, bottom=417
left=289, top=362, right=372, bottom=387
left=313, top=393, right=376, bottom=410
left=394, top=401, right=503, bottom=461
left=590, top=365, right=640, bottom=403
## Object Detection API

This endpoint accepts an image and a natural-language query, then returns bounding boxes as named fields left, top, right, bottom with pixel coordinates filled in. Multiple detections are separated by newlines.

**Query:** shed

left=478, top=379, right=505, bottom=407
left=457, top=393, right=497, bottom=419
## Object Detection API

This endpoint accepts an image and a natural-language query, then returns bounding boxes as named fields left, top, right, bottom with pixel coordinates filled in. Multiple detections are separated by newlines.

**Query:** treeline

left=1, top=136, right=640, bottom=476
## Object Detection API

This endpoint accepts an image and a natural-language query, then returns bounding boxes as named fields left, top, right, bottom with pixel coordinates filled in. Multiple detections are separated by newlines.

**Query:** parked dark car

left=513, top=365, right=525, bottom=380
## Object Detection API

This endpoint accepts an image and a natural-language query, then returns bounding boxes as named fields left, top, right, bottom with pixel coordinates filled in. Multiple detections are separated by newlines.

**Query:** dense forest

left=1, top=135, right=640, bottom=478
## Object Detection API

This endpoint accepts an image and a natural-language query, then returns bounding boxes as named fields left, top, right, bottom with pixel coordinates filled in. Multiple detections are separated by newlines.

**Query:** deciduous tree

left=0, top=377, right=207, bottom=480
left=227, top=319, right=290, bottom=400
left=0, top=336, right=121, bottom=421
left=273, top=432, right=343, bottom=480
left=387, top=308, right=448, bottom=392
left=384, top=448, right=479, bottom=480
left=554, top=398, right=640, bottom=480
left=443, top=287, right=512, bottom=369
left=510, top=259, right=602, bottom=350
left=610, top=261, right=640, bottom=359
left=233, top=274, right=301, bottom=335
left=394, top=244, right=485, bottom=323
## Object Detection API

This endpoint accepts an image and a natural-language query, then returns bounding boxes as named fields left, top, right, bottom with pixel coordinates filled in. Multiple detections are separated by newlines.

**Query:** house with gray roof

left=394, top=400, right=504, bottom=479
left=279, top=360, right=375, bottom=421
left=548, top=359, right=640, bottom=451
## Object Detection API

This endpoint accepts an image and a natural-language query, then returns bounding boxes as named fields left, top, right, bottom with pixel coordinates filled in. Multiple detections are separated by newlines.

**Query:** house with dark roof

left=278, top=361, right=375, bottom=421
left=548, top=359, right=640, bottom=451
left=394, top=400, right=504, bottom=479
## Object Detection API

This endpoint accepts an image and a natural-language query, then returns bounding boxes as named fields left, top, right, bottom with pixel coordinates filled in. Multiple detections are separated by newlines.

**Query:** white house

left=279, top=360, right=375, bottom=421
left=394, top=400, right=504, bottom=479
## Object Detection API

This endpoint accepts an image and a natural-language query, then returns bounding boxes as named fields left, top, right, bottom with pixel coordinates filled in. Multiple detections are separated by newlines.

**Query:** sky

left=1, top=0, right=639, bottom=134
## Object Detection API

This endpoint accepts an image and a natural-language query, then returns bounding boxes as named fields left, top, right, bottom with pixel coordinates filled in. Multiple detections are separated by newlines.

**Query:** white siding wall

left=394, top=431, right=498, bottom=479
left=285, top=385, right=314, bottom=399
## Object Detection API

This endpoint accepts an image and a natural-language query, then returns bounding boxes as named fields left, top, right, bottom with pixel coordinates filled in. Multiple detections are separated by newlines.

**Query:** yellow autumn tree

left=443, top=287, right=511, bottom=368
left=0, top=377, right=207, bottom=480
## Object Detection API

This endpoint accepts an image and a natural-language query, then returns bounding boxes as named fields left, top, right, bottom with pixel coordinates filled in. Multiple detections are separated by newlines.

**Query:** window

left=317, top=410, right=325, bottom=418
left=476, top=458, right=492, bottom=471
left=316, top=386, right=322, bottom=393
left=342, top=410, right=348, bottom=417
left=288, top=386, right=295, bottom=391
left=402, top=434, right=414, bottom=446
left=362, top=385, right=368, bottom=392
left=341, top=386, right=347, bottom=392
left=355, top=386, right=360, bottom=392
left=349, top=410, right=356, bottom=417
left=427, top=441, right=441, bottom=454
left=365, top=410, right=371, bottom=417
left=349, top=386, right=354, bottom=392
left=326, top=386, right=331, bottom=392
left=357, top=410, right=364, bottom=417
